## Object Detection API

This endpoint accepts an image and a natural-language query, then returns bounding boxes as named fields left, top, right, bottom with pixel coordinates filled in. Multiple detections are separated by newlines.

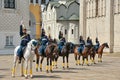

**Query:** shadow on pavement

left=53, top=70, right=78, bottom=73
left=33, top=75, right=61, bottom=79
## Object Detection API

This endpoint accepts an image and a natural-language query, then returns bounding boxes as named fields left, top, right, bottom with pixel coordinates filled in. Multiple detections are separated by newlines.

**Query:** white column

left=79, top=0, right=87, bottom=40
left=105, top=0, right=114, bottom=53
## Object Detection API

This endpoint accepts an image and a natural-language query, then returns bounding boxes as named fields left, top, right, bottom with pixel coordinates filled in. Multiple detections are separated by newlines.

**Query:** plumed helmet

left=22, top=24, right=26, bottom=30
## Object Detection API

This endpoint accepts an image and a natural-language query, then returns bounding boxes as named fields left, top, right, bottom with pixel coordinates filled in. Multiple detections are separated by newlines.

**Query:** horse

left=53, top=42, right=72, bottom=69
left=74, top=45, right=93, bottom=66
left=35, top=42, right=59, bottom=72
left=12, top=39, right=38, bottom=78
left=96, top=43, right=109, bottom=62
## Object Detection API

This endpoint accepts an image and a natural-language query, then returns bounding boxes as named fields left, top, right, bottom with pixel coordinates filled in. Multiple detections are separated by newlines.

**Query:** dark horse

left=74, top=45, right=93, bottom=66
left=53, top=42, right=72, bottom=69
left=35, top=43, right=59, bottom=72
left=96, top=43, right=109, bottom=62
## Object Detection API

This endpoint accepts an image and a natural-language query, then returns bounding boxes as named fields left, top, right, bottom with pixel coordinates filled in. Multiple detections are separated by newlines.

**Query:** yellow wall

left=29, top=4, right=41, bottom=39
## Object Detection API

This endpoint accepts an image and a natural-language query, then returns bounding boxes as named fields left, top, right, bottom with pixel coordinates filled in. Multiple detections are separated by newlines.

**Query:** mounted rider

left=78, top=36, right=85, bottom=53
left=86, top=37, right=93, bottom=46
left=95, top=37, right=100, bottom=52
left=17, top=23, right=31, bottom=63
left=39, top=28, right=48, bottom=56
left=58, top=32, right=66, bottom=53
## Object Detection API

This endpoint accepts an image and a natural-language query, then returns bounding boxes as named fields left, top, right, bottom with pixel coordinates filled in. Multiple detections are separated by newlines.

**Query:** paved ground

left=0, top=53, right=120, bottom=80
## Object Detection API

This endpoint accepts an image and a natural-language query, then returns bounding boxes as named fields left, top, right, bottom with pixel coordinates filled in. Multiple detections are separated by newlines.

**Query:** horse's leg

left=66, top=55, right=69, bottom=68
left=36, top=54, right=39, bottom=72
left=40, top=56, right=44, bottom=71
left=55, top=57, right=58, bottom=68
left=74, top=54, right=78, bottom=65
left=98, top=53, right=100, bottom=62
left=24, top=60, right=28, bottom=78
left=78, top=55, right=81, bottom=65
left=62, top=56, right=65, bottom=69
left=46, top=57, right=49, bottom=73
left=21, top=59, right=24, bottom=77
left=12, top=56, right=18, bottom=77
left=86, top=56, right=89, bottom=66
left=90, top=55, right=93, bottom=64
left=30, top=59, right=33, bottom=78
left=93, top=53, right=96, bottom=64
left=100, top=54, right=102, bottom=62
left=50, top=59, right=52, bottom=72
left=82, top=56, right=85, bottom=66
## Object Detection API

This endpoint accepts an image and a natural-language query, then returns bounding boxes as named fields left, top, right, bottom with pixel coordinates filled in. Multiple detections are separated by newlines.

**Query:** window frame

left=4, top=0, right=15, bottom=9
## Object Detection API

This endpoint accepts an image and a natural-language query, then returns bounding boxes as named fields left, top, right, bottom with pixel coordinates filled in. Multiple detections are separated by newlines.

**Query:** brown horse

left=53, top=42, right=72, bottom=69
left=35, top=43, right=59, bottom=72
left=74, top=45, right=93, bottom=66
left=97, top=43, right=109, bottom=62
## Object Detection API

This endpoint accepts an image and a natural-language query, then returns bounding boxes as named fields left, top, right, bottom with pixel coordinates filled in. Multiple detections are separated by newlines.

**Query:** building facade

left=80, top=0, right=120, bottom=52
left=0, top=0, right=29, bottom=49
left=43, top=0, right=79, bottom=44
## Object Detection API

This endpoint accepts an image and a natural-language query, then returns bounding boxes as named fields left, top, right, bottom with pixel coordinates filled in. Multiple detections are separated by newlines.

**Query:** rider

left=95, top=37, right=100, bottom=52
left=18, top=24, right=31, bottom=63
left=86, top=36, right=93, bottom=46
left=58, top=33, right=66, bottom=53
left=39, top=29, right=48, bottom=56
left=78, top=36, right=85, bottom=53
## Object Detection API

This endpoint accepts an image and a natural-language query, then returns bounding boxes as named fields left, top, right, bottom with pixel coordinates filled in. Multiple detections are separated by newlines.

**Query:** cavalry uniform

left=86, top=38, right=93, bottom=46
left=17, top=25, right=31, bottom=62
left=39, top=35, right=48, bottom=56
left=78, top=39, right=85, bottom=53
left=95, top=38, right=100, bottom=52
left=58, top=37, right=66, bottom=53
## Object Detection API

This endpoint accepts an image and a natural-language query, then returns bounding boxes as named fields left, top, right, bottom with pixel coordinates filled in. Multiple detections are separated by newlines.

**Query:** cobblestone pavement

left=0, top=53, right=120, bottom=80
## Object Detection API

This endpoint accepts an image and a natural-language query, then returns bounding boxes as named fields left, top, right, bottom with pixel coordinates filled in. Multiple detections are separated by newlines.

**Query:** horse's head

left=103, top=43, right=109, bottom=48
left=29, top=39, right=38, bottom=50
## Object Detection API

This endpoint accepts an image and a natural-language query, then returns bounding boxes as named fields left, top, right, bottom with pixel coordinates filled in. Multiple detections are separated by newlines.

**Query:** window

left=65, top=29, right=67, bottom=35
left=6, top=36, right=13, bottom=46
left=41, top=0, right=46, bottom=4
left=36, top=0, right=38, bottom=3
left=30, top=0, right=33, bottom=3
left=4, top=0, right=15, bottom=9
left=71, top=29, right=74, bottom=34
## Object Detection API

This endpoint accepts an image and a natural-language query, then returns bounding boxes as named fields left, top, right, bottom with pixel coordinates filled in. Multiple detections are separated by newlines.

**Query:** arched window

left=4, top=0, right=15, bottom=9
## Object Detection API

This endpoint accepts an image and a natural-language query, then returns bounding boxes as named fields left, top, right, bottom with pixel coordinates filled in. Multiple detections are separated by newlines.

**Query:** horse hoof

left=40, top=69, right=42, bottom=72
left=76, top=64, right=78, bottom=66
left=79, top=64, right=81, bottom=65
left=36, top=68, right=38, bottom=72
left=50, top=70, right=53, bottom=73
left=12, top=75, right=15, bottom=78
left=30, top=75, right=33, bottom=78
left=21, top=74, right=24, bottom=77
left=94, top=62, right=96, bottom=64
left=67, top=66, right=69, bottom=69
left=46, top=70, right=49, bottom=73
left=87, top=64, right=89, bottom=66
left=24, top=75, right=28, bottom=79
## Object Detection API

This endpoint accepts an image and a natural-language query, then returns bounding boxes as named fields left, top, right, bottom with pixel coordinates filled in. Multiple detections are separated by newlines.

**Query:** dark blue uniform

left=86, top=39, right=93, bottom=46
left=39, top=36, right=48, bottom=55
left=17, top=25, right=31, bottom=60
left=78, top=39, right=85, bottom=53
left=58, top=37, right=66, bottom=53
left=95, top=40, right=100, bottom=52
